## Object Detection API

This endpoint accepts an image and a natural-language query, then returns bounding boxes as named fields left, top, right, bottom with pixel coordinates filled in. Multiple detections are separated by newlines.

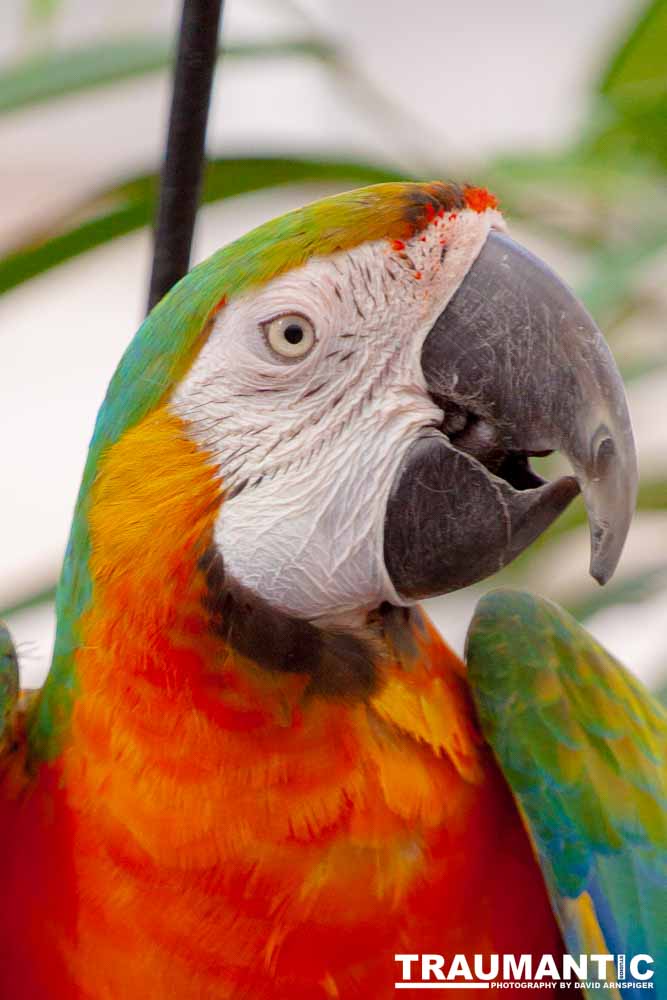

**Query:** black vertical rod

left=147, top=0, right=224, bottom=312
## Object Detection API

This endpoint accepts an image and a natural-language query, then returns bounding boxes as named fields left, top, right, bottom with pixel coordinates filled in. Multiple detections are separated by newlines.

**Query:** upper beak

left=384, top=230, right=638, bottom=601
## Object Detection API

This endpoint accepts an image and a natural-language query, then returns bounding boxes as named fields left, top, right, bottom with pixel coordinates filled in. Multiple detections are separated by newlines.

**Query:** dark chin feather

left=198, top=547, right=382, bottom=699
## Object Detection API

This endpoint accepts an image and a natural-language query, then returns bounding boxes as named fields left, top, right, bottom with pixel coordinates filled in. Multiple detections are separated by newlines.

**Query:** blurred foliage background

left=1, top=0, right=666, bottom=696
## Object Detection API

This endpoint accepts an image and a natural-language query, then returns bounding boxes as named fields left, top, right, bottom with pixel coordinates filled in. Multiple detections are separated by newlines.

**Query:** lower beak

left=384, top=231, right=638, bottom=601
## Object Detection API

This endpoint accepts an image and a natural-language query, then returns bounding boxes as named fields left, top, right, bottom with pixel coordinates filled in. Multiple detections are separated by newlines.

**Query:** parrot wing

left=465, top=589, right=667, bottom=998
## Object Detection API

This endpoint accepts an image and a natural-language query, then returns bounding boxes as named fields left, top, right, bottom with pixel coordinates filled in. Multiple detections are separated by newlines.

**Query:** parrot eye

left=263, top=314, right=316, bottom=360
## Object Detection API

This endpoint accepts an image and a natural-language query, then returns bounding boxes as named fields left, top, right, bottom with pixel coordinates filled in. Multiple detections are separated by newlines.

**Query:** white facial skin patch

left=171, top=208, right=503, bottom=622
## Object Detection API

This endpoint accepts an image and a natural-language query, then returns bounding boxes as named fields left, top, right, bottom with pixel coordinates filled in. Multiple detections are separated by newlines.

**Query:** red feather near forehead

left=464, top=186, right=500, bottom=213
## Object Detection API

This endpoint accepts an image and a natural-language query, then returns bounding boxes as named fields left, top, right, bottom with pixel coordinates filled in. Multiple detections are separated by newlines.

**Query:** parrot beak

left=384, top=231, right=638, bottom=601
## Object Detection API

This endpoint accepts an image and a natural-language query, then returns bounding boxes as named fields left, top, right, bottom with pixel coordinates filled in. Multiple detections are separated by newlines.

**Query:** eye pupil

left=264, top=313, right=315, bottom=359
left=284, top=324, right=303, bottom=345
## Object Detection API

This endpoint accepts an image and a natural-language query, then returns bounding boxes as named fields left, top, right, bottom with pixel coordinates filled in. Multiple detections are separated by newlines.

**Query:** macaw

left=0, top=181, right=664, bottom=1000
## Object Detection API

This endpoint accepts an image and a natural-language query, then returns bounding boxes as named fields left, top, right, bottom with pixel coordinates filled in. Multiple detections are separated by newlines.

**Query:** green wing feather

left=466, top=590, right=667, bottom=998
left=0, top=622, right=19, bottom=751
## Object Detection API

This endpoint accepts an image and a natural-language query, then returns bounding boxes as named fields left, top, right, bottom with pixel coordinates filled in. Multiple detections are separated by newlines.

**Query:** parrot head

left=36, top=180, right=637, bottom=749
left=170, top=181, right=637, bottom=619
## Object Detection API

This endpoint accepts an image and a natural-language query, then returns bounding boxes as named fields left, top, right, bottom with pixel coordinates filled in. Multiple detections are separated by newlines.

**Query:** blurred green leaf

left=593, top=0, right=667, bottom=168
left=0, top=37, right=334, bottom=115
left=579, top=222, right=667, bottom=323
left=591, top=103, right=667, bottom=169
left=0, top=155, right=403, bottom=296
left=0, top=581, right=56, bottom=620
left=620, top=353, right=667, bottom=384
left=568, top=565, right=667, bottom=621
left=599, top=0, right=667, bottom=101
left=28, top=0, right=61, bottom=20
left=485, top=148, right=667, bottom=246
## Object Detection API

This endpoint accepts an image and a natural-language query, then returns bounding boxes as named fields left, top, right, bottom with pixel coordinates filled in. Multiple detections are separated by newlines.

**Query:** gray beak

left=384, top=230, right=638, bottom=600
